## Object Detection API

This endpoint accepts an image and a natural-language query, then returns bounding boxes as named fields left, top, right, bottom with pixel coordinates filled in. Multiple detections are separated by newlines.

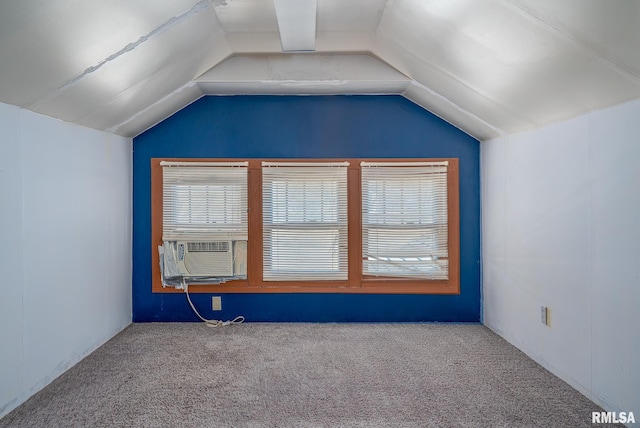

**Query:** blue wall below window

left=133, top=95, right=480, bottom=322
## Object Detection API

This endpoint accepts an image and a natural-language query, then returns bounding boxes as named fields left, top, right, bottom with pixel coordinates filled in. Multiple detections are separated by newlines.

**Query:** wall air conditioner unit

left=176, top=241, right=234, bottom=277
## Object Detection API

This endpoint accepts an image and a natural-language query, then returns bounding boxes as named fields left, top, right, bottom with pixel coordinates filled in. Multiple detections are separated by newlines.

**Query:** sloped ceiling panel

left=403, top=81, right=504, bottom=141
left=373, top=0, right=640, bottom=134
left=108, top=83, right=204, bottom=137
left=511, top=0, right=640, bottom=77
left=0, top=0, right=208, bottom=108
left=27, top=3, right=231, bottom=136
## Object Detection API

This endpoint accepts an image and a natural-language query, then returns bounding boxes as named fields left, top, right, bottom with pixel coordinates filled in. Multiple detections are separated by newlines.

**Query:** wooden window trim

left=151, top=158, right=460, bottom=294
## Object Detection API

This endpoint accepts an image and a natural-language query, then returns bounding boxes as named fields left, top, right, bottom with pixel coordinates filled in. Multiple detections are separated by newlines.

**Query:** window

left=151, top=158, right=459, bottom=294
left=162, top=161, right=248, bottom=241
left=160, top=162, right=248, bottom=284
left=361, top=161, right=449, bottom=280
left=262, top=162, right=349, bottom=281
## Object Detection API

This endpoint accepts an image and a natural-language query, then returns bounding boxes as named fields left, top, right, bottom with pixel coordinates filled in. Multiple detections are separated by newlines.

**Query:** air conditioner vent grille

left=187, top=241, right=229, bottom=252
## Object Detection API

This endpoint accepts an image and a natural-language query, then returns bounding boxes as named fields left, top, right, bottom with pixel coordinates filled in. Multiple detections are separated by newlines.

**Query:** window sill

left=152, top=279, right=459, bottom=295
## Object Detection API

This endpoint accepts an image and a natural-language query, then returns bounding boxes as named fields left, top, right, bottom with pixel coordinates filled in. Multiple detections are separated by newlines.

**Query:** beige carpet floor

left=0, top=323, right=617, bottom=427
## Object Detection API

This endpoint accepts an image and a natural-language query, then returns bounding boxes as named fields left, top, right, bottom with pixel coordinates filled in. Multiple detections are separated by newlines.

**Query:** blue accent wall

left=133, top=95, right=480, bottom=322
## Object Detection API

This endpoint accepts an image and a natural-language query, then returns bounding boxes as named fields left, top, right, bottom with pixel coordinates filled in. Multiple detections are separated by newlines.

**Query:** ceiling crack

left=28, top=0, right=214, bottom=110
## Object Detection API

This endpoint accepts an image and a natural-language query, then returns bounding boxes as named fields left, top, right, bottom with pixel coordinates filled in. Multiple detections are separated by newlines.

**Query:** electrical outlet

left=541, top=306, right=551, bottom=326
left=546, top=307, right=551, bottom=327
left=212, top=296, right=222, bottom=311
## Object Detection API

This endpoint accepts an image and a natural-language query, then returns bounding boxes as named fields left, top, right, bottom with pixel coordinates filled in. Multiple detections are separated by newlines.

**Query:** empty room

left=0, top=1, right=638, bottom=427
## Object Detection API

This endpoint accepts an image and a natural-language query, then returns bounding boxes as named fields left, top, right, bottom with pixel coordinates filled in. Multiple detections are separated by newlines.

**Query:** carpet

left=0, top=323, right=616, bottom=427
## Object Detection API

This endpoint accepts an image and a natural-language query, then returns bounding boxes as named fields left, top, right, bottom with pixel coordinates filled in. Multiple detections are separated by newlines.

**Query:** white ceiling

left=1, top=0, right=639, bottom=140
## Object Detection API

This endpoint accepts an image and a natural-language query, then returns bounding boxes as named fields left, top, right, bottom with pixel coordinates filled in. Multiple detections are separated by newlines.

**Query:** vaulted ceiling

left=1, top=0, right=639, bottom=140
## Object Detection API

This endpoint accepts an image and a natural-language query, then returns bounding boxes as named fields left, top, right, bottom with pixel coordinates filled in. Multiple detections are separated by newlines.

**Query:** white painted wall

left=0, top=103, right=132, bottom=418
left=482, top=99, right=640, bottom=424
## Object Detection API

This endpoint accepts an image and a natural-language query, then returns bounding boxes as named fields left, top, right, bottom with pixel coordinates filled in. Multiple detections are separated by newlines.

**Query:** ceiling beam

left=274, top=0, right=317, bottom=52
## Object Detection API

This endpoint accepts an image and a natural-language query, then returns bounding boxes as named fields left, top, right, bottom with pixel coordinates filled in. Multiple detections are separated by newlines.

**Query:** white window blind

left=262, top=162, right=349, bottom=281
left=361, top=161, right=449, bottom=280
left=162, top=161, right=248, bottom=241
